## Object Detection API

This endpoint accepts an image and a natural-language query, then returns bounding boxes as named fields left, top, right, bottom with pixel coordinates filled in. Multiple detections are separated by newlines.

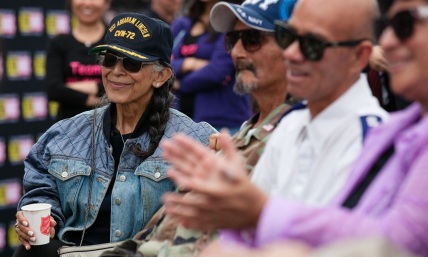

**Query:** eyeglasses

left=97, top=52, right=145, bottom=73
left=274, top=20, right=368, bottom=61
left=224, top=29, right=274, bottom=53
left=374, top=6, right=428, bottom=42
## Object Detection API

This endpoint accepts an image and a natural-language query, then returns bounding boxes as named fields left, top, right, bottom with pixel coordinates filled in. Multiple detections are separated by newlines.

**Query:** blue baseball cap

left=210, top=0, right=297, bottom=33
left=89, top=13, right=173, bottom=64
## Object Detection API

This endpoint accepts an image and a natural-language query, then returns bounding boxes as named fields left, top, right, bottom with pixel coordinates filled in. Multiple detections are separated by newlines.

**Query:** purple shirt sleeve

left=177, top=34, right=235, bottom=94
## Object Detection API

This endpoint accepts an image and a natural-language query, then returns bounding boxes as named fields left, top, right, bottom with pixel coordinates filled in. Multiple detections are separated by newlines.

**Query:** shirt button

left=114, top=230, right=121, bottom=237
left=119, top=175, right=126, bottom=182
left=154, top=167, right=161, bottom=179
left=114, top=198, right=121, bottom=205
left=61, top=172, right=68, bottom=178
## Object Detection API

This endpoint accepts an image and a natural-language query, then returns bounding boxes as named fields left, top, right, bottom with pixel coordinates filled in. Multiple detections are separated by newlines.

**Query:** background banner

left=0, top=1, right=67, bottom=256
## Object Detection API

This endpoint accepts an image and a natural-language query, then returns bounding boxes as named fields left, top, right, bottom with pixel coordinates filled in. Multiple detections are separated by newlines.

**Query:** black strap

left=342, top=144, right=394, bottom=209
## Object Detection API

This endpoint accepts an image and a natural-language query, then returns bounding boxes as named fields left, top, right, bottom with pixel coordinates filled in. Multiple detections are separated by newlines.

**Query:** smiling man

left=249, top=0, right=390, bottom=206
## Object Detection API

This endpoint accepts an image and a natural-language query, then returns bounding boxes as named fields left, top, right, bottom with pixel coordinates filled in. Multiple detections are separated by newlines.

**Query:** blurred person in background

left=13, top=13, right=215, bottom=257
left=171, top=0, right=252, bottom=135
left=366, top=45, right=412, bottom=112
left=46, top=0, right=111, bottom=120
left=141, top=0, right=184, bottom=24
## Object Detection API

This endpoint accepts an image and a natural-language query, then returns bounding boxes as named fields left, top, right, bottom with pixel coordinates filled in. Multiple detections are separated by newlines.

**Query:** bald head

left=293, top=0, right=379, bottom=40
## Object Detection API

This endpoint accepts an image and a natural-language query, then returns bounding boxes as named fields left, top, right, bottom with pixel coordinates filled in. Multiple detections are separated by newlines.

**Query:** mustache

left=234, top=61, right=256, bottom=75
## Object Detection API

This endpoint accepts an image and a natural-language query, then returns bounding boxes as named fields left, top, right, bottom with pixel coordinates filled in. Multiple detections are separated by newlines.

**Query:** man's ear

left=352, top=41, right=374, bottom=73
left=153, top=67, right=173, bottom=88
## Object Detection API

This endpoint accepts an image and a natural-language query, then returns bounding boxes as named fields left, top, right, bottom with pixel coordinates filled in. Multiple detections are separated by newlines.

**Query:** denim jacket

left=18, top=105, right=215, bottom=244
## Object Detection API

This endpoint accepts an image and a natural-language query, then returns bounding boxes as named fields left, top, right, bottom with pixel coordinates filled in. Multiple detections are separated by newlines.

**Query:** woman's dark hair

left=97, top=61, right=174, bottom=161
left=129, top=61, right=175, bottom=161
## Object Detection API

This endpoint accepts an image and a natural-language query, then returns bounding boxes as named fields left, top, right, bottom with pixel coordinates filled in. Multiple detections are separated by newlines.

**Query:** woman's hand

left=66, top=80, right=99, bottom=95
left=15, top=211, right=57, bottom=250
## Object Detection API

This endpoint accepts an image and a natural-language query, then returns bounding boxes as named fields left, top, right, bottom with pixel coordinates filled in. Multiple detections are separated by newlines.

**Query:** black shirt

left=68, top=104, right=150, bottom=245
left=45, top=33, right=105, bottom=120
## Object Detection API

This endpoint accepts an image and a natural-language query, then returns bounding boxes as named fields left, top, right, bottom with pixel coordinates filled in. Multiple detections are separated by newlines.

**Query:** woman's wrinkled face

left=101, top=53, right=158, bottom=107
left=379, top=0, right=428, bottom=106
left=71, top=0, right=110, bottom=25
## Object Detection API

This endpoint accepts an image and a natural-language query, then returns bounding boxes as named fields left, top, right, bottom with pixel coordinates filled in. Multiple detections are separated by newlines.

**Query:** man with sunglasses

left=208, top=0, right=298, bottom=161
left=160, top=0, right=392, bottom=249
left=249, top=0, right=390, bottom=205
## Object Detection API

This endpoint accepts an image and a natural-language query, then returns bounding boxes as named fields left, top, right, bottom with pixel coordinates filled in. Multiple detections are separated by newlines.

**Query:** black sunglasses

left=274, top=20, right=368, bottom=61
left=97, top=52, right=147, bottom=73
left=375, top=6, right=428, bottom=42
left=225, top=29, right=274, bottom=53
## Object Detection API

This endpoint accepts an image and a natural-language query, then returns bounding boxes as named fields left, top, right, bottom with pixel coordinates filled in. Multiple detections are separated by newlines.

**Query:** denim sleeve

left=18, top=129, right=65, bottom=227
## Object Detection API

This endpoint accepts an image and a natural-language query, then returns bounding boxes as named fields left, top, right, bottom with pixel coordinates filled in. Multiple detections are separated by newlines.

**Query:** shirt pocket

left=135, top=160, right=175, bottom=222
left=48, top=158, right=92, bottom=214
left=48, top=158, right=92, bottom=181
left=135, top=160, right=170, bottom=182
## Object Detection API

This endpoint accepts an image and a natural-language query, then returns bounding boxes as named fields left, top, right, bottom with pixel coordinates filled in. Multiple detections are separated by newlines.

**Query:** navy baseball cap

left=210, top=0, right=297, bottom=33
left=89, top=13, right=173, bottom=64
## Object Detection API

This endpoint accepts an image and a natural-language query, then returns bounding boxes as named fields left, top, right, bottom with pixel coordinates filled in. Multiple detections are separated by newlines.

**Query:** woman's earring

left=155, top=83, right=160, bottom=88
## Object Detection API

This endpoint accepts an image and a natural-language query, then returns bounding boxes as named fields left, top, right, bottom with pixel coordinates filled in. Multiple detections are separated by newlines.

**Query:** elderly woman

left=12, top=13, right=215, bottom=257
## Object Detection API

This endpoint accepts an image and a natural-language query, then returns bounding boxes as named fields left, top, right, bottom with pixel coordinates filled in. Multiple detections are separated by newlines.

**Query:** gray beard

left=234, top=81, right=258, bottom=95
left=233, top=61, right=258, bottom=95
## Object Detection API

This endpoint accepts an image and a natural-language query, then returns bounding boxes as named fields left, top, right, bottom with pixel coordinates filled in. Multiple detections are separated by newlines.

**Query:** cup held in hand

left=21, top=203, right=52, bottom=245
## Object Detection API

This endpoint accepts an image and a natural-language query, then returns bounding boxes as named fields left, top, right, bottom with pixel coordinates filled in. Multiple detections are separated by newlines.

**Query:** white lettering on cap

left=243, top=0, right=279, bottom=10
left=259, top=0, right=279, bottom=10
left=248, top=16, right=263, bottom=25
left=237, top=8, right=247, bottom=18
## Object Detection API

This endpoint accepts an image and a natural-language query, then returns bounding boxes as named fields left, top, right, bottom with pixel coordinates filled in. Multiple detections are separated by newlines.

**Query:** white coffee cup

left=21, top=203, right=52, bottom=245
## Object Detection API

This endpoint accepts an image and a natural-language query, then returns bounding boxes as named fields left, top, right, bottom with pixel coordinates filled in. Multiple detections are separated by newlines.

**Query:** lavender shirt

left=222, top=103, right=428, bottom=256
